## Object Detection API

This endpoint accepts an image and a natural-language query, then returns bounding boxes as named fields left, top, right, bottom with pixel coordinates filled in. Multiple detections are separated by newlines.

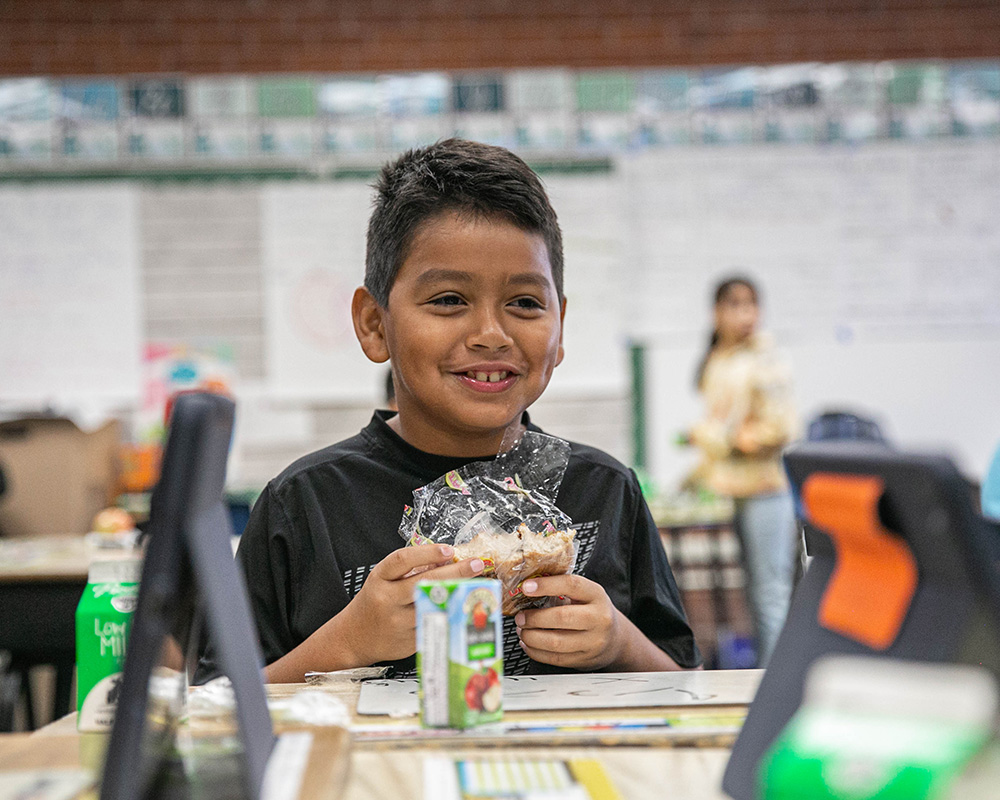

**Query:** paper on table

left=424, top=756, right=622, bottom=800
left=357, top=670, right=761, bottom=717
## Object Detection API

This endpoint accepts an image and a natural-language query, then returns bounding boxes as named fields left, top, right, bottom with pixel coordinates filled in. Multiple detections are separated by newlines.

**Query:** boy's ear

left=555, top=296, right=567, bottom=367
left=352, top=286, right=390, bottom=364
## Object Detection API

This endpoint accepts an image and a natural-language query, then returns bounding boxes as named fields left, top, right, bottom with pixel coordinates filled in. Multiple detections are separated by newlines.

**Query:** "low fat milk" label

left=76, top=558, right=141, bottom=731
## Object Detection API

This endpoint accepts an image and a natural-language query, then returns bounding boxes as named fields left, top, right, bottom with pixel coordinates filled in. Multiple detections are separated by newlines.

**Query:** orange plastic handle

left=803, top=473, right=918, bottom=650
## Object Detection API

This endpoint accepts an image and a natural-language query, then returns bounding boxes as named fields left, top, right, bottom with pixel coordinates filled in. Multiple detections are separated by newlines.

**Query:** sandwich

left=452, top=524, right=577, bottom=615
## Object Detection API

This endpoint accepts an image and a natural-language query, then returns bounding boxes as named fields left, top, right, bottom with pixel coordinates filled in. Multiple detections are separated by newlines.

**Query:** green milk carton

left=76, top=557, right=142, bottom=731
left=415, top=577, right=503, bottom=729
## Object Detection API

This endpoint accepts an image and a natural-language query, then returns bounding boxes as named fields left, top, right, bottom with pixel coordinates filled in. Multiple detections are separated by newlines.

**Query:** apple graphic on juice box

left=464, top=667, right=501, bottom=712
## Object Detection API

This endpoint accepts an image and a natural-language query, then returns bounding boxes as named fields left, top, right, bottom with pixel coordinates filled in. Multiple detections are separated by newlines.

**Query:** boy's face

left=357, top=211, right=565, bottom=457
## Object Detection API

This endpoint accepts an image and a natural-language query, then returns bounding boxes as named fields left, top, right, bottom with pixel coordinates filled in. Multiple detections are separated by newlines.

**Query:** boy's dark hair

left=384, top=367, right=395, bottom=404
left=365, top=138, right=564, bottom=307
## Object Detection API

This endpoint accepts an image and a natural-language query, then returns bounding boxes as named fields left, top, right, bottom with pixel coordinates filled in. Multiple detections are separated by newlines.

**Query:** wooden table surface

left=348, top=746, right=734, bottom=800
left=0, top=733, right=731, bottom=800
left=13, top=670, right=763, bottom=800
left=0, top=536, right=93, bottom=583
left=0, top=535, right=140, bottom=583
left=0, top=728, right=350, bottom=800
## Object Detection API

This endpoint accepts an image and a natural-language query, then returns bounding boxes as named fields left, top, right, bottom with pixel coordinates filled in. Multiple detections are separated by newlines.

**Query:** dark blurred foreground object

left=101, top=392, right=274, bottom=800
left=806, top=410, right=888, bottom=444
left=723, top=441, right=1000, bottom=800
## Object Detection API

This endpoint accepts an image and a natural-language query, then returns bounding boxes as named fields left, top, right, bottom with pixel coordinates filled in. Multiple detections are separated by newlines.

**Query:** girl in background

left=690, top=276, right=799, bottom=667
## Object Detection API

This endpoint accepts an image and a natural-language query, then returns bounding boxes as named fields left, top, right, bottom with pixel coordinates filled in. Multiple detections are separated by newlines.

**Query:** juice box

left=415, top=577, right=503, bottom=729
left=76, top=557, right=142, bottom=731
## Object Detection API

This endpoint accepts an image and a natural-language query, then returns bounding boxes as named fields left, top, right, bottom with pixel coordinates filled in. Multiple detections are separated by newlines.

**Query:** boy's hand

left=513, top=575, right=625, bottom=671
left=339, top=544, right=485, bottom=666
left=514, top=575, right=688, bottom=672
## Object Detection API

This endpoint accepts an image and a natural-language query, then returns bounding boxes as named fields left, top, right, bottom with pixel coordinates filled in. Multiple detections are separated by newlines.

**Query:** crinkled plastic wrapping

left=398, top=431, right=581, bottom=615
left=188, top=677, right=350, bottom=727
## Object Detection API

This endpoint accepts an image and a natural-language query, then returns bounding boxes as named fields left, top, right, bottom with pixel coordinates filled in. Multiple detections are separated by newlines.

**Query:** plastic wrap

left=188, top=677, right=350, bottom=727
left=398, top=431, right=579, bottom=615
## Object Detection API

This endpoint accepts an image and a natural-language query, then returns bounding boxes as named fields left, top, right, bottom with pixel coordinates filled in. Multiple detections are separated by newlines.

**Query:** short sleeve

left=626, top=473, right=703, bottom=669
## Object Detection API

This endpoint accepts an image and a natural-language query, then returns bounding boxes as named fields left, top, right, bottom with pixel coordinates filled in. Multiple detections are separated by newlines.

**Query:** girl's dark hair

left=365, top=138, right=564, bottom=307
left=694, top=276, right=760, bottom=389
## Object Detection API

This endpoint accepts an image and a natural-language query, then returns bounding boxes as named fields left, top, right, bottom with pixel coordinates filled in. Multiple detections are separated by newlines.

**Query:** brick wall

left=2, top=1, right=997, bottom=77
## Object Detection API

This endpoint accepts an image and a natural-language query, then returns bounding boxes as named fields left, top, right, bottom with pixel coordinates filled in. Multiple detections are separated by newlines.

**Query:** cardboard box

left=0, top=416, right=120, bottom=537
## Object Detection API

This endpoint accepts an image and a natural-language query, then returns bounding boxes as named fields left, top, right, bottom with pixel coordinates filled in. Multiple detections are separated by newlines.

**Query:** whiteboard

left=625, top=142, right=1000, bottom=484
left=0, top=184, right=142, bottom=410
left=620, top=141, right=1000, bottom=341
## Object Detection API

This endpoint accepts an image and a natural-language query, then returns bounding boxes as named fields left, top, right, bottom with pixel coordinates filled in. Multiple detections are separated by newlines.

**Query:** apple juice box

left=76, top=557, right=142, bottom=731
left=415, top=577, right=503, bottom=729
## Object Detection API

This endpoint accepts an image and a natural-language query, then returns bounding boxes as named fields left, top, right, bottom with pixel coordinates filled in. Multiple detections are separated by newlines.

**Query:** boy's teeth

left=467, top=371, right=509, bottom=382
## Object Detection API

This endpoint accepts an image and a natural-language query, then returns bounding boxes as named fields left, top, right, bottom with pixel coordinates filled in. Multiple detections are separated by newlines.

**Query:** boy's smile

left=354, top=211, right=565, bottom=457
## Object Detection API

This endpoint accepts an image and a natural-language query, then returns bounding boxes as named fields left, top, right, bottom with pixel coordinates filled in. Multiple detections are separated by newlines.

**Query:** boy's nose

left=467, top=308, right=513, bottom=351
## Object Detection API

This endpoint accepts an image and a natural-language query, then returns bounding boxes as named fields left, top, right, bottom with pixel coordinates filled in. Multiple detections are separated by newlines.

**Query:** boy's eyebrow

left=505, top=272, right=552, bottom=290
left=413, top=268, right=472, bottom=286
left=412, top=269, right=552, bottom=290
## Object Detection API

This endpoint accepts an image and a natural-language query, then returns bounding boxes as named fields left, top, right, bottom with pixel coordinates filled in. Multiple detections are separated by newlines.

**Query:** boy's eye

left=509, top=297, right=545, bottom=311
left=429, top=294, right=465, bottom=307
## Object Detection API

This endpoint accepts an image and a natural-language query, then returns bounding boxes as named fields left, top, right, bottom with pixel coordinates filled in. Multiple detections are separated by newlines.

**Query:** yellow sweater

left=691, top=333, right=799, bottom=498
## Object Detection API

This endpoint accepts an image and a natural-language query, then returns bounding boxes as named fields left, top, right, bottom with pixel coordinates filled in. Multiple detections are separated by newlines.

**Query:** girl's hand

left=734, top=426, right=760, bottom=455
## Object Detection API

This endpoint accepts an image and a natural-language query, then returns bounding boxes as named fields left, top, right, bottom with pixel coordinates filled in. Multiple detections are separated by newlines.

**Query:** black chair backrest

left=806, top=410, right=887, bottom=444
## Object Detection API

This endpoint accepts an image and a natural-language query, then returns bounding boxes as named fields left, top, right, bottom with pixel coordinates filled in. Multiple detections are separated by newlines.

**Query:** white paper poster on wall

left=261, top=183, right=386, bottom=400
left=0, top=184, right=142, bottom=412
left=541, top=174, right=629, bottom=396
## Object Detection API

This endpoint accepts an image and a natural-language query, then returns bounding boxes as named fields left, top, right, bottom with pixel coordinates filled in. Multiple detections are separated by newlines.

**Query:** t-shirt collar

left=365, top=409, right=536, bottom=483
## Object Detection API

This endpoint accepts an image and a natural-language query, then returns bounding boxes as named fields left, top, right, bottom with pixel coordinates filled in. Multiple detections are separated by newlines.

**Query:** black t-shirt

left=234, top=411, right=701, bottom=675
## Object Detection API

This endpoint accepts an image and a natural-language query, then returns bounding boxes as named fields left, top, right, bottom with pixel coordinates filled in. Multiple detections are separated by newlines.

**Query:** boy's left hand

left=513, top=574, right=626, bottom=671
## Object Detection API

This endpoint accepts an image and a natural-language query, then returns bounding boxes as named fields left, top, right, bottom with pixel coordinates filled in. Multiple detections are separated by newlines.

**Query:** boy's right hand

left=338, top=544, right=485, bottom=666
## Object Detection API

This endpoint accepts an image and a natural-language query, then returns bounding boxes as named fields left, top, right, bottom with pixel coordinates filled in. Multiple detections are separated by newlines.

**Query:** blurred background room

left=1, top=0, right=999, bottom=721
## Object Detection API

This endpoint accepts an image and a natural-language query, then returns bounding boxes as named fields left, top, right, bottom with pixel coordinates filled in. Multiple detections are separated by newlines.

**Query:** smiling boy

left=238, top=139, right=700, bottom=681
